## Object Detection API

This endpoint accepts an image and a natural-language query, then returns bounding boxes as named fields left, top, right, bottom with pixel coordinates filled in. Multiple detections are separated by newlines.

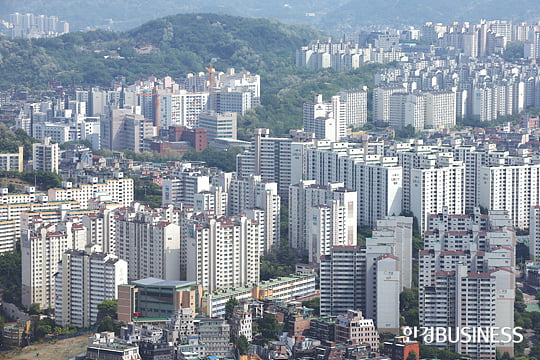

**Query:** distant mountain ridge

left=2, top=0, right=540, bottom=33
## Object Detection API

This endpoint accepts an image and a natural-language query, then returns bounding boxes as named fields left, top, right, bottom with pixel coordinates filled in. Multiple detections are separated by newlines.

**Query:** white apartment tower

left=305, top=143, right=403, bottom=227
left=373, top=86, right=407, bottom=123
left=114, top=204, right=181, bottom=281
left=419, top=208, right=516, bottom=359
left=289, top=180, right=357, bottom=261
left=320, top=246, right=366, bottom=316
left=162, top=164, right=211, bottom=208
left=229, top=175, right=280, bottom=253
left=425, top=91, right=457, bottom=129
left=338, top=89, right=368, bottom=126
left=320, top=244, right=401, bottom=334
left=236, top=128, right=315, bottom=199
left=479, top=159, right=540, bottom=229
left=54, top=251, right=128, bottom=328
left=21, top=220, right=87, bottom=309
left=32, top=137, right=59, bottom=173
left=410, top=157, right=466, bottom=231
left=183, top=214, right=260, bottom=292
left=529, top=206, right=540, bottom=261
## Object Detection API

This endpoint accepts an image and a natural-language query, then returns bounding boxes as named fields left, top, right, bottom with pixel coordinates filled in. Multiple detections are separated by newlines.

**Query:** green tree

left=407, top=350, right=418, bottom=360
left=35, top=324, right=52, bottom=338
left=97, top=299, right=118, bottom=320
left=225, top=297, right=239, bottom=320
left=502, top=41, right=524, bottom=62
left=301, top=297, right=320, bottom=316
left=515, top=289, right=526, bottom=312
left=97, top=316, right=114, bottom=332
left=28, top=302, right=41, bottom=315
left=20, top=170, right=62, bottom=190
left=236, top=334, right=249, bottom=355
left=400, top=288, right=418, bottom=311
left=257, top=313, right=282, bottom=341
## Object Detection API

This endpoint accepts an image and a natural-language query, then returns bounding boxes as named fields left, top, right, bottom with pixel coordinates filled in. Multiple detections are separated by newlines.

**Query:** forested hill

left=0, top=13, right=384, bottom=138
left=0, top=13, right=322, bottom=89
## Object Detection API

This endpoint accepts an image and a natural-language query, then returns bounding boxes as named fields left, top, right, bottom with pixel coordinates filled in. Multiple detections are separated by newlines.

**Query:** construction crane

left=205, top=63, right=216, bottom=93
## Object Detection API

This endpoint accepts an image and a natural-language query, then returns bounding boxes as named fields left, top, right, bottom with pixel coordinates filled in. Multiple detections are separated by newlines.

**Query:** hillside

left=0, top=13, right=321, bottom=89
left=0, top=13, right=384, bottom=137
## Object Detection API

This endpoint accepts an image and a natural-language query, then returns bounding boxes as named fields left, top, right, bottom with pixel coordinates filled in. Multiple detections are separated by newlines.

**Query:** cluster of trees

left=301, top=297, right=320, bottom=316
left=182, top=147, right=242, bottom=172
left=238, top=65, right=384, bottom=138
left=34, top=317, right=78, bottom=339
left=0, top=170, right=62, bottom=191
left=0, top=13, right=320, bottom=90
left=133, top=177, right=162, bottom=208
left=0, top=123, right=37, bottom=159
left=252, top=313, right=282, bottom=345
left=259, top=246, right=298, bottom=281
left=0, top=246, right=22, bottom=306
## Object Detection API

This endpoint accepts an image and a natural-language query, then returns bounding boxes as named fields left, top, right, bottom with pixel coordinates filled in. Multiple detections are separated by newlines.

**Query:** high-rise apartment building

left=21, top=220, right=87, bottom=309
left=303, top=92, right=366, bottom=140
left=183, top=214, right=260, bottom=292
left=101, top=109, right=154, bottom=152
left=114, top=204, right=180, bottom=281
left=198, top=111, right=237, bottom=142
left=32, top=137, right=59, bottom=173
left=0, top=146, right=24, bottom=172
left=54, top=251, right=127, bottom=327
left=288, top=180, right=356, bottom=261
left=479, top=158, right=540, bottom=229
left=162, top=163, right=210, bottom=208
left=236, top=129, right=315, bottom=199
left=320, top=242, right=402, bottom=334
left=425, top=91, right=457, bottom=128
left=229, top=175, right=280, bottom=253
left=410, top=157, right=466, bottom=231
left=419, top=208, right=515, bottom=359
left=373, top=86, right=407, bottom=123
left=305, top=142, right=403, bottom=227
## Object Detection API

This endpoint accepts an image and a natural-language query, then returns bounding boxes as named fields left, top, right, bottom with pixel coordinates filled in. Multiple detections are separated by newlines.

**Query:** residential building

left=236, top=128, right=315, bottom=199
left=86, top=332, right=141, bottom=360
left=183, top=214, right=261, bottom=292
left=479, top=160, right=540, bottom=229
left=305, top=142, right=403, bottom=227
left=21, top=220, right=87, bottom=309
left=101, top=109, right=154, bottom=152
left=54, top=251, right=128, bottom=327
left=48, top=173, right=133, bottom=209
left=288, top=180, right=357, bottom=262
left=230, top=308, right=252, bottom=342
left=229, top=175, right=280, bottom=253
left=0, top=146, right=23, bottom=172
left=197, top=318, right=234, bottom=358
left=334, top=310, right=379, bottom=350
left=114, top=204, right=180, bottom=281
left=197, top=111, right=237, bottom=142
left=32, top=137, right=59, bottom=173
left=419, top=208, right=516, bottom=359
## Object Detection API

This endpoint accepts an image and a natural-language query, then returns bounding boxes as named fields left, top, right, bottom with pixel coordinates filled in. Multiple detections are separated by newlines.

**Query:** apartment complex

left=419, top=208, right=515, bottom=359
left=54, top=251, right=127, bottom=327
